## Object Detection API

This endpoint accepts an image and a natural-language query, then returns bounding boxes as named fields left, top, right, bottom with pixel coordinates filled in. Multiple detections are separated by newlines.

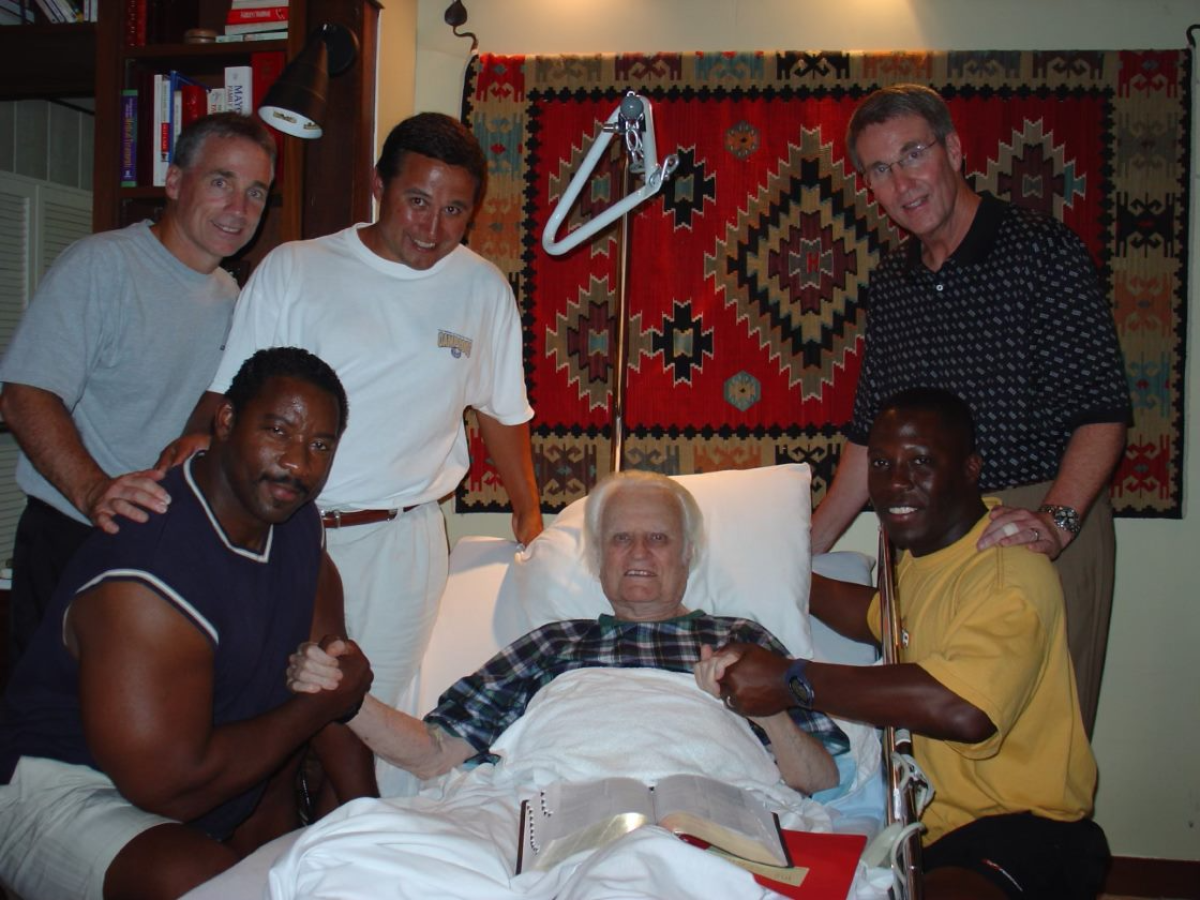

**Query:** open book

left=516, top=774, right=793, bottom=873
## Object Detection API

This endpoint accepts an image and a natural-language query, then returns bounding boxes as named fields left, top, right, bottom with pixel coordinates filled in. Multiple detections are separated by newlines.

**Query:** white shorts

left=0, top=756, right=174, bottom=900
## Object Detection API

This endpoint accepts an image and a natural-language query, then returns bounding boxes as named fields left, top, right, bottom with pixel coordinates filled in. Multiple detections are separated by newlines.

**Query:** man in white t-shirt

left=167, top=113, right=543, bottom=721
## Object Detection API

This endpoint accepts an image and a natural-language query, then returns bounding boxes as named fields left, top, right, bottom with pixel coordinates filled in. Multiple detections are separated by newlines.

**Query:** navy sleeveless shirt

left=0, top=456, right=323, bottom=839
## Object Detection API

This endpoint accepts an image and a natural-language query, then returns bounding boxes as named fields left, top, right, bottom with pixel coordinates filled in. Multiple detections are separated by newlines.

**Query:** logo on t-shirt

left=437, top=330, right=473, bottom=359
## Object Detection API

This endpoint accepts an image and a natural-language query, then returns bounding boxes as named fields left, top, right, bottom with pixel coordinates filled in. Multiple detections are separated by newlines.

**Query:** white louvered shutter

left=0, top=173, right=92, bottom=567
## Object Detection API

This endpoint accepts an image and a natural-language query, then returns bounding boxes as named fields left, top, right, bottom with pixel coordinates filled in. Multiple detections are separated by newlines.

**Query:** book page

left=521, top=778, right=655, bottom=873
left=653, top=774, right=788, bottom=866
left=540, top=777, right=654, bottom=840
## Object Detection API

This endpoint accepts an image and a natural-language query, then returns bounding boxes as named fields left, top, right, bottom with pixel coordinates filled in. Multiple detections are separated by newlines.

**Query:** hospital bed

left=184, top=464, right=911, bottom=900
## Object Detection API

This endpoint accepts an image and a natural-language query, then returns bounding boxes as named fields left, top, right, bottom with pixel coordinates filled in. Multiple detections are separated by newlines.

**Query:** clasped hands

left=694, top=643, right=794, bottom=718
left=288, top=635, right=373, bottom=724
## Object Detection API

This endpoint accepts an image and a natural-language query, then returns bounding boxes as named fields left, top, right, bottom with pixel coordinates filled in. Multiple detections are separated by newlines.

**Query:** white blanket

left=268, top=669, right=881, bottom=900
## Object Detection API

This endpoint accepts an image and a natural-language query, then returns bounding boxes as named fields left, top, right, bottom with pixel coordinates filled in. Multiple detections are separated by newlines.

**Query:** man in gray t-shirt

left=0, top=113, right=275, bottom=670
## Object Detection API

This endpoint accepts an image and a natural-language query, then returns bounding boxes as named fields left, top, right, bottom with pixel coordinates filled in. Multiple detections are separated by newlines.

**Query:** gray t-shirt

left=0, top=221, right=237, bottom=522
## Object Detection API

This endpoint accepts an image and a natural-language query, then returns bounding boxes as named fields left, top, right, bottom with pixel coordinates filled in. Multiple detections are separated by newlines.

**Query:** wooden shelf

left=0, top=22, right=96, bottom=98
left=124, top=39, right=289, bottom=60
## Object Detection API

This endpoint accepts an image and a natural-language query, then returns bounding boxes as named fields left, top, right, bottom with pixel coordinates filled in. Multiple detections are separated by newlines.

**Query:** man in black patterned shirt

left=290, top=471, right=847, bottom=796
left=811, top=84, right=1129, bottom=735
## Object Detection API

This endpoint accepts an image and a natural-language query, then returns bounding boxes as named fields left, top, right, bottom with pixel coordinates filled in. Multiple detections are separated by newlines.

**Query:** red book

left=753, top=830, right=867, bottom=899
left=123, top=0, right=146, bottom=47
left=226, top=6, right=287, bottom=24
left=250, top=50, right=287, bottom=184
left=180, top=83, right=207, bottom=128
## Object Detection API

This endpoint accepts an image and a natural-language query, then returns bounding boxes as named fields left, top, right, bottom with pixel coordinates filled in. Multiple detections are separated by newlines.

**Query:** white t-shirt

left=209, top=225, right=533, bottom=510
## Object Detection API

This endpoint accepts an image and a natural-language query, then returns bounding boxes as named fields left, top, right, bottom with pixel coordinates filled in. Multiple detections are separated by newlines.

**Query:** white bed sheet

left=268, top=667, right=847, bottom=900
left=183, top=539, right=891, bottom=900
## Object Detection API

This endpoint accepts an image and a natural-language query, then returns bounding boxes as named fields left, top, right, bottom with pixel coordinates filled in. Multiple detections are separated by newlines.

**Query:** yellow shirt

left=868, top=499, right=1096, bottom=844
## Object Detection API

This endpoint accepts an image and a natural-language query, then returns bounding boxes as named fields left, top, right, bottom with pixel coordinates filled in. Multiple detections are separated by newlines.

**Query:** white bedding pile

left=268, top=669, right=881, bottom=899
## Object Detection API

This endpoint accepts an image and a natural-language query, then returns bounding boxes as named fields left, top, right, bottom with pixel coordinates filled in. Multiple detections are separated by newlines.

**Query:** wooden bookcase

left=89, top=0, right=380, bottom=279
left=0, top=21, right=96, bottom=99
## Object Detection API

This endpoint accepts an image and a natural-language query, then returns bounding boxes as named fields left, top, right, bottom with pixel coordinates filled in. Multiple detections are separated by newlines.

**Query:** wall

left=392, top=0, right=1200, bottom=860
left=375, top=0, right=418, bottom=159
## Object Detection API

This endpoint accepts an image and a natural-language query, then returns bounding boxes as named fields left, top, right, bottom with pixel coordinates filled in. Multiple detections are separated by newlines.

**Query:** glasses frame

left=861, top=137, right=944, bottom=189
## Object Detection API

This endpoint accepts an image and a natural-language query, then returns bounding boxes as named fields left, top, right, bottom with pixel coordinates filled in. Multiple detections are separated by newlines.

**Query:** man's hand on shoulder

left=715, top=643, right=794, bottom=717
left=155, top=433, right=212, bottom=470
left=81, top=469, right=171, bottom=534
left=977, top=504, right=1067, bottom=559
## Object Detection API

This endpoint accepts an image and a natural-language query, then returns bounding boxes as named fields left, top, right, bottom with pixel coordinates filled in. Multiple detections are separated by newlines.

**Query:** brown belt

left=321, top=506, right=417, bottom=528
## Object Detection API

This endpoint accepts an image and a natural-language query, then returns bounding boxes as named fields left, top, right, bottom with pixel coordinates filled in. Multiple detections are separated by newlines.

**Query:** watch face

left=1043, top=505, right=1081, bottom=534
left=788, top=674, right=813, bottom=708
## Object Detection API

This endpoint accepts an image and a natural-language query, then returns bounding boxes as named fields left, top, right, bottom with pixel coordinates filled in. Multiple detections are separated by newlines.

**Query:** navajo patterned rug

left=459, top=50, right=1190, bottom=517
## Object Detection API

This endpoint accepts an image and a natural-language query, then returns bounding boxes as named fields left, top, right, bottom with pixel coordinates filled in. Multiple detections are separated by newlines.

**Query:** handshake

left=693, top=643, right=798, bottom=717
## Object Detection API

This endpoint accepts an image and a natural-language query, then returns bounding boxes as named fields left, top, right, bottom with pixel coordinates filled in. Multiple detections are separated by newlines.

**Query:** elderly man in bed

left=290, top=470, right=851, bottom=797
left=713, top=388, right=1108, bottom=900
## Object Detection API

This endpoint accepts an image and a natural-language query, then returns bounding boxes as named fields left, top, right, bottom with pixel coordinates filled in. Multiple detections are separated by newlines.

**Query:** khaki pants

left=993, top=482, right=1115, bottom=737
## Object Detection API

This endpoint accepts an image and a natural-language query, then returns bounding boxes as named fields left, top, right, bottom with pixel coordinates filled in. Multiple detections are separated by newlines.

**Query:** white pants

left=325, top=501, right=449, bottom=714
left=324, top=502, right=449, bottom=797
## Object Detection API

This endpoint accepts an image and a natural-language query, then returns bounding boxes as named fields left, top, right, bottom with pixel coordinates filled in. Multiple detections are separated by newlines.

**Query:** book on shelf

left=225, top=21, right=288, bottom=35
left=0, top=0, right=36, bottom=24
left=230, top=0, right=288, bottom=8
left=49, top=0, right=79, bottom=21
left=251, top=50, right=287, bottom=183
left=133, top=67, right=153, bottom=186
left=152, top=73, right=170, bottom=186
left=124, top=0, right=147, bottom=47
left=225, top=5, right=288, bottom=35
left=180, top=82, right=207, bottom=128
left=226, top=5, right=287, bottom=26
left=31, top=0, right=63, bottom=22
left=250, top=49, right=286, bottom=105
left=165, top=70, right=209, bottom=165
left=120, top=89, right=137, bottom=187
left=516, top=775, right=792, bottom=875
left=224, top=65, right=253, bottom=116
left=216, top=30, right=288, bottom=42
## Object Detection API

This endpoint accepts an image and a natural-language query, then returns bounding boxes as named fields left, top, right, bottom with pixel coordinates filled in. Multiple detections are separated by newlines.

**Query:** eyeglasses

left=862, top=138, right=942, bottom=188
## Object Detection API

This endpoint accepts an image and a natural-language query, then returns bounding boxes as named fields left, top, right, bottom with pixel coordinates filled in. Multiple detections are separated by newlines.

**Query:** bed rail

left=877, top=529, right=925, bottom=900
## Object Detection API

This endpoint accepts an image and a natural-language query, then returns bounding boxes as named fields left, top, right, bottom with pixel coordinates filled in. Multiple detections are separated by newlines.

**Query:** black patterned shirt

left=847, top=194, right=1130, bottom=491
left=424, top=611, right=850, bottom=763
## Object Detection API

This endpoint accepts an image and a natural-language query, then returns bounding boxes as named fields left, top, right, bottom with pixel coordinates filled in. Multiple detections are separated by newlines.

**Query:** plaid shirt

left=425, top=611, right=849, bottom=764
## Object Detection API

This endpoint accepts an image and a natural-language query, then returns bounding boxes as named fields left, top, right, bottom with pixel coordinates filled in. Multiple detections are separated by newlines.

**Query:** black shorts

left=923, top=812, right=1110, bottom=900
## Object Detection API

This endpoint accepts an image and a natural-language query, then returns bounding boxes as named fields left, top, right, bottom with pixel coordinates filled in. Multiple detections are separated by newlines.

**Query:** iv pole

left=542, top=92, right=678, bottom=473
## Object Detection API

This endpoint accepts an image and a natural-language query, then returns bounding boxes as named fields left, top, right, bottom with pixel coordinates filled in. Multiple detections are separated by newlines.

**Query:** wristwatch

left=1037, top=504, right=1082, bottom=536
left=785, top=658, right=815, bottom=710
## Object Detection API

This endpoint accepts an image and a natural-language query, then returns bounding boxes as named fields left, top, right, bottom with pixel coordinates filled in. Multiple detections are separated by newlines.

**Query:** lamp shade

left=258, top=31, right=330, bottom=139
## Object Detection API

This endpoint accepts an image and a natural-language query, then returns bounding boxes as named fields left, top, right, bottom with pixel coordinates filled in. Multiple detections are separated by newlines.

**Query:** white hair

left=582, top=471, right=705, bottom=575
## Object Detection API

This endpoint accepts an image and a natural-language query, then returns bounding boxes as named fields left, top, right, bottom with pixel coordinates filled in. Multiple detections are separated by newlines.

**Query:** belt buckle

left=329, top=509, right=342, bottom=528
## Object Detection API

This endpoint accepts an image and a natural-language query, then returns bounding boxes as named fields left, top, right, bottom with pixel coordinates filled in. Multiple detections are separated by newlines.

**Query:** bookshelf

left=0, top=22, right=96, bottom=98
left=90, top=0, right=380, bottom=279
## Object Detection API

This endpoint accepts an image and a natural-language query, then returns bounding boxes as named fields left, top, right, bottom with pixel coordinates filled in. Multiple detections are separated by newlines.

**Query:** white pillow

left=495, top=464, right=814, bottom=658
